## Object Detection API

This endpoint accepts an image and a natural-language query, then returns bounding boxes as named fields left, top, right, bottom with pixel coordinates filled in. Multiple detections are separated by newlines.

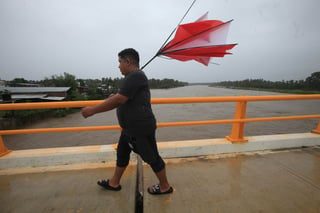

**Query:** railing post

left=226, top=101, right=249, bottom=143
left=311, top=121, right=320, bottom=134
left=0, top=135, right=11, bottom=157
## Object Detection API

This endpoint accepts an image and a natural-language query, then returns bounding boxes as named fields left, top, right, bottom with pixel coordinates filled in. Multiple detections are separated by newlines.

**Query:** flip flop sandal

left=97, top=179, right=122, bottom=191
left=147, top=184, right=173, bottom=195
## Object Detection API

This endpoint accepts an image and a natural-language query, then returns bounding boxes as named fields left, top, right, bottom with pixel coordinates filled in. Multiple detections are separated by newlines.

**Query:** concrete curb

left=0, top=133, right=319, bottom=172
left=0, top=145, right=117, bottom=170
left=158, top=133, right=320, bottom=158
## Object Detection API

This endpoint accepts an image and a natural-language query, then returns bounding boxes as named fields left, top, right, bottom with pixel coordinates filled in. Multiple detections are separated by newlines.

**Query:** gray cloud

left=1, top=0, right=319, bottom=82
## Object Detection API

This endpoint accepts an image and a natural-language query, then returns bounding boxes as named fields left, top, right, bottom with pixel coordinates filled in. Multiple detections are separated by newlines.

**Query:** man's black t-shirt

left=117, top=70, right=156, bottom=135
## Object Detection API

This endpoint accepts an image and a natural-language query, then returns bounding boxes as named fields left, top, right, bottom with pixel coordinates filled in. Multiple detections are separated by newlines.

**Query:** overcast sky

left=1, top=0, right=319, bottom=83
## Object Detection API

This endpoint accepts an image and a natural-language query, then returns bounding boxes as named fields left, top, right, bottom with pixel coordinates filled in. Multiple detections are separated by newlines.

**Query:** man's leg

left=105, top=132, right=131, bottom=188
left=132, top=133, right=172, bottom=193
left=109, top=166, right=127, bottom=188
left=154, top=167, right=171, bottom=192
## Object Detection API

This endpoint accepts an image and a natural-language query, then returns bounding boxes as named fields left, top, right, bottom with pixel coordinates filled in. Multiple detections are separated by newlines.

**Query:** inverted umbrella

left=142, top=1, right=237, bottom=69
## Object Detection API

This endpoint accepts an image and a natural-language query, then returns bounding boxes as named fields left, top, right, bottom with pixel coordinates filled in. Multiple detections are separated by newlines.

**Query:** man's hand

left=81, top=93, right=128, bottom=119
left=81, top=107, right=95, bottom=118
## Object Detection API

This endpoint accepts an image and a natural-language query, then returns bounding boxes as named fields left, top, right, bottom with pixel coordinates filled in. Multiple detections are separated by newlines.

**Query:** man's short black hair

left=118, top=48, right=140, bottom=67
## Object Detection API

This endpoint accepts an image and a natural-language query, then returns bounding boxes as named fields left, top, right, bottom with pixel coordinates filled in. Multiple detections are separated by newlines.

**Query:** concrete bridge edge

left=0, top=132, right=319, bottom=175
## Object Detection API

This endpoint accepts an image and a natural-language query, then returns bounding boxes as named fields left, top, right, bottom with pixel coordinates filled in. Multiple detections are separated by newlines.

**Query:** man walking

left=81, top=48, right=173, bottom=195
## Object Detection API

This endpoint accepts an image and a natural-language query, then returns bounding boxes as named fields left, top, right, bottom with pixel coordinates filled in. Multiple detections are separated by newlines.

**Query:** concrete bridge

left=1, top=92, right=320, bottom=212
left=1, top=133, right=320, bottom=213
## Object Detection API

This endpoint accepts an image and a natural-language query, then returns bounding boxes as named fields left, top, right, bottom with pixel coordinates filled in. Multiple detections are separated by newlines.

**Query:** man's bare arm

left=81, top=93, right=128, bottom=118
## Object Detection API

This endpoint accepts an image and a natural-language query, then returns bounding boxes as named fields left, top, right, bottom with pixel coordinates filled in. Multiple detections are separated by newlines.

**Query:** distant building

left=0, top=86, right=71, bottom=103
left=0, top=80, right=5, bottom=86
left=8, top=82, right=40, bottom=87
left=77, top=86, right=89, bottom=94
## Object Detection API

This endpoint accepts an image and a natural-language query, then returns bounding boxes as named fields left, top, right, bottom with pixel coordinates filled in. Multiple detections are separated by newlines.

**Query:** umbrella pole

left=141, top=0, right=197, bottom=70
left=159, top=0, right=197, bottom=50
left=141, top=54, right=158, bottom=70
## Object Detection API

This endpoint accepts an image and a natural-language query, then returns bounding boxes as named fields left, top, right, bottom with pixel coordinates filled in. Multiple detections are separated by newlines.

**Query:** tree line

left=210, top=71, right=320, bottom=92
left=4, top=73, right=188, bottom=101
left=0, top=74, right=188, bottom=128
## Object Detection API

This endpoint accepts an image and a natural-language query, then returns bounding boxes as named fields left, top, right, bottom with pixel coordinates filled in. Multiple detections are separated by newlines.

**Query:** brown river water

left=3, top=85, right=320, bottom=150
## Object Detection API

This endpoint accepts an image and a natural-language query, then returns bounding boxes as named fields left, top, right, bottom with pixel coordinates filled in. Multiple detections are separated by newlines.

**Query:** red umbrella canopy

left=159, top=14, right=237, bottom=66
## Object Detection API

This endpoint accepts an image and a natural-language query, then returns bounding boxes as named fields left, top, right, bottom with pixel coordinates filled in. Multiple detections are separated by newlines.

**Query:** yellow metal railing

left=1, top=94, right=320, bottom=156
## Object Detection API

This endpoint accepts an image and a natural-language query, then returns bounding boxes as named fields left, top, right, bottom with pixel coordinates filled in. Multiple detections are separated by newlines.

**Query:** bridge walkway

left=1, top=146, right=319, bottom=213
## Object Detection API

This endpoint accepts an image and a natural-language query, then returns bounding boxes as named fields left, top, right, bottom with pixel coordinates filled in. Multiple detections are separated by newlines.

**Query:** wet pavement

left=144, top=147, right=320, bottom=213
left=1, top=147, right=320, bottom=213
left=0, top=165, right=137, bottom=213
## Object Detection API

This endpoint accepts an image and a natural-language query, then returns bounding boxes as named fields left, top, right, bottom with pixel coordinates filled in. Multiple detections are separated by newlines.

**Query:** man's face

left=118, top=56, right=130, bottom=76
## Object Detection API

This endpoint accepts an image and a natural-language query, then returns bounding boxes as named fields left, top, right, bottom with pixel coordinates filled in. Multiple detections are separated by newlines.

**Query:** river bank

left=209, top=86, right=320, bottom=94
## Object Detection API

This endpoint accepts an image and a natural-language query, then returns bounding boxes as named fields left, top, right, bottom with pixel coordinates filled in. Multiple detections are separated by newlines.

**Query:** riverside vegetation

left=0, top=73, right=188, bottom=128
left=210, top=71, right=320, bottom=94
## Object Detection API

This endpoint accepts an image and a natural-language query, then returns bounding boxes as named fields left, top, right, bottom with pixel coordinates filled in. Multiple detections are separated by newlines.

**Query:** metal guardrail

left=1, top=95, right=320, bottom=156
